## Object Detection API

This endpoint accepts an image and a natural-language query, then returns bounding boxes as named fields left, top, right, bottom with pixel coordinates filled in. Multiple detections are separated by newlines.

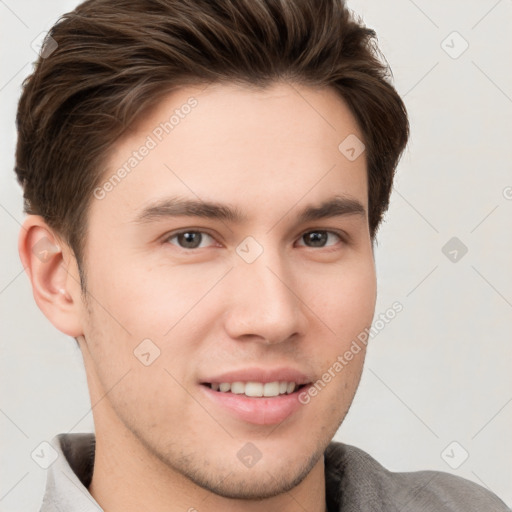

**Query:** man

left=15, top=0, right=510, bottom=511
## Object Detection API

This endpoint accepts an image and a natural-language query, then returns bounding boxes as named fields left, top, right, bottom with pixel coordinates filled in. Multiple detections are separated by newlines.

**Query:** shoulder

left=324, top=441, right=511, bottom=512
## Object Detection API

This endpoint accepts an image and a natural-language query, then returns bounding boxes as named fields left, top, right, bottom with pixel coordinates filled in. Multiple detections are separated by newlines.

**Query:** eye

left=297, top=230, right=343, bottom=249
left=165, top=230, right=217, bottom=250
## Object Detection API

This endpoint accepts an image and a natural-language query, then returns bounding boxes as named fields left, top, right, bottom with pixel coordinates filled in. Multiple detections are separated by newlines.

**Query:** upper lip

left=200, top=367, right=312, bottom=385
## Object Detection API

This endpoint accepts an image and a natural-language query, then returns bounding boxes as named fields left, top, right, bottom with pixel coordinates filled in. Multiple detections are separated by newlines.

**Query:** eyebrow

left=133, top=194, right=366, bottom=225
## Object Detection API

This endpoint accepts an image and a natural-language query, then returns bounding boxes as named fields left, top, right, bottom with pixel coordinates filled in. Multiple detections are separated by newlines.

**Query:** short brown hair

left=15, top=0, right=409, bottom=286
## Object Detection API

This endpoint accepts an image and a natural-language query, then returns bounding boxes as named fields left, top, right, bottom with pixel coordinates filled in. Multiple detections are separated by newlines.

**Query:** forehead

left=90, top=81, right=368, bottom=229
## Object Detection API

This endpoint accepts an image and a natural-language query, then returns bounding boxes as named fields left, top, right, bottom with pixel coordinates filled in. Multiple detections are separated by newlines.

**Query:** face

left=78, top=81, right=376, bottom=499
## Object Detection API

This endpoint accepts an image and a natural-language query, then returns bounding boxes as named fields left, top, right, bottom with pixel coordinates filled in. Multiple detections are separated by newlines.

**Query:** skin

left=19, top=82, right=377, bottom=512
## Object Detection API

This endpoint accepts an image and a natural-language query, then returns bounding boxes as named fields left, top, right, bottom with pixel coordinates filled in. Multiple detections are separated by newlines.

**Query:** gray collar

left=39, top=433, right=100, bottom=511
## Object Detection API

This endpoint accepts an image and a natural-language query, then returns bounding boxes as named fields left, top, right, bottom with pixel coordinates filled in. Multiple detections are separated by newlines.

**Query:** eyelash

left=163, top=228, right=347, bottom=251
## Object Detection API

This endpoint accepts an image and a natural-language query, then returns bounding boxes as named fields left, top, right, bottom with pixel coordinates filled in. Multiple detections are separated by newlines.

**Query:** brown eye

left=166, top=231, right=215, bottom=249
left=299, top=230, right=342, bottom=248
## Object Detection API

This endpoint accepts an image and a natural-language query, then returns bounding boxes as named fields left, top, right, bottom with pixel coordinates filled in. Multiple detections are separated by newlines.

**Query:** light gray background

left=1, top=0, right=511, bottom=510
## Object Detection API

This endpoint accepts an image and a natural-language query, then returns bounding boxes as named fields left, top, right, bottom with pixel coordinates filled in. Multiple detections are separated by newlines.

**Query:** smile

left=203, top=381, right=308, bottom=397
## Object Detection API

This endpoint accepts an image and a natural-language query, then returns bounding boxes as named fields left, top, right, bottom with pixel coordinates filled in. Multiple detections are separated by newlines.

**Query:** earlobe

left=18, top=215, right=84, bottom=338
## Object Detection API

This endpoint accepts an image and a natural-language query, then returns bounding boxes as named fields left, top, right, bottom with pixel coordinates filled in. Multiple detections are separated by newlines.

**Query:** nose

left=223, top=247, right=305, bottom=345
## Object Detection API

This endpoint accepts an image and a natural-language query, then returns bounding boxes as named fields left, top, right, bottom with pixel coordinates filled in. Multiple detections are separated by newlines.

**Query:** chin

left=180, top=446, right=323, bottom=500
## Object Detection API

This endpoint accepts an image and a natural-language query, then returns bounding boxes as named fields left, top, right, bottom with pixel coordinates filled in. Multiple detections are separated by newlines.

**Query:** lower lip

left=200, top=384, right=311, bottom=425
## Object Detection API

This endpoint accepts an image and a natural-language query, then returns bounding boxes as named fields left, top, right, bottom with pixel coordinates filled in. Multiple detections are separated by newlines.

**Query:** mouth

left=201, top=381, right=310, bottom=397
left=199, top=381, right=312, bottom=425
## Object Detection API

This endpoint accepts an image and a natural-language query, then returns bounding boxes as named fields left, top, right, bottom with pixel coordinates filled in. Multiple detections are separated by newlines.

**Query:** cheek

left=81, top=260, right=223, bottom=393
left=82, top=299, right=195, bottom=423
left=305, top=259, right=377, bottom=339
left=86, top=256, right=217, bottom=338
left=299, top=256, right=376, bottom=397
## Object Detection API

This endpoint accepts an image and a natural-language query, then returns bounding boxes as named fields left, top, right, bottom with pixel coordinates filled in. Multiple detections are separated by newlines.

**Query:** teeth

left=211, top=381, right=299, bottom=397
left=263, top=382, right=280, bottom=397
left=231, top=382, right=245, bottom=394
left=245, top=382, right=263, bottom=397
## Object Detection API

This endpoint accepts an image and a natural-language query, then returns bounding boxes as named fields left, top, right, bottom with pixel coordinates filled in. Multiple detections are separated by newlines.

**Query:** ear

left=18, top=215, right=84, bottom=338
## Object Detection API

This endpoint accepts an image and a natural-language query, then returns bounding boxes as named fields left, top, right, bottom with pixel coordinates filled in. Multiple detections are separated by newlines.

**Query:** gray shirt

left=39, top=433, right=510, bottom=511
